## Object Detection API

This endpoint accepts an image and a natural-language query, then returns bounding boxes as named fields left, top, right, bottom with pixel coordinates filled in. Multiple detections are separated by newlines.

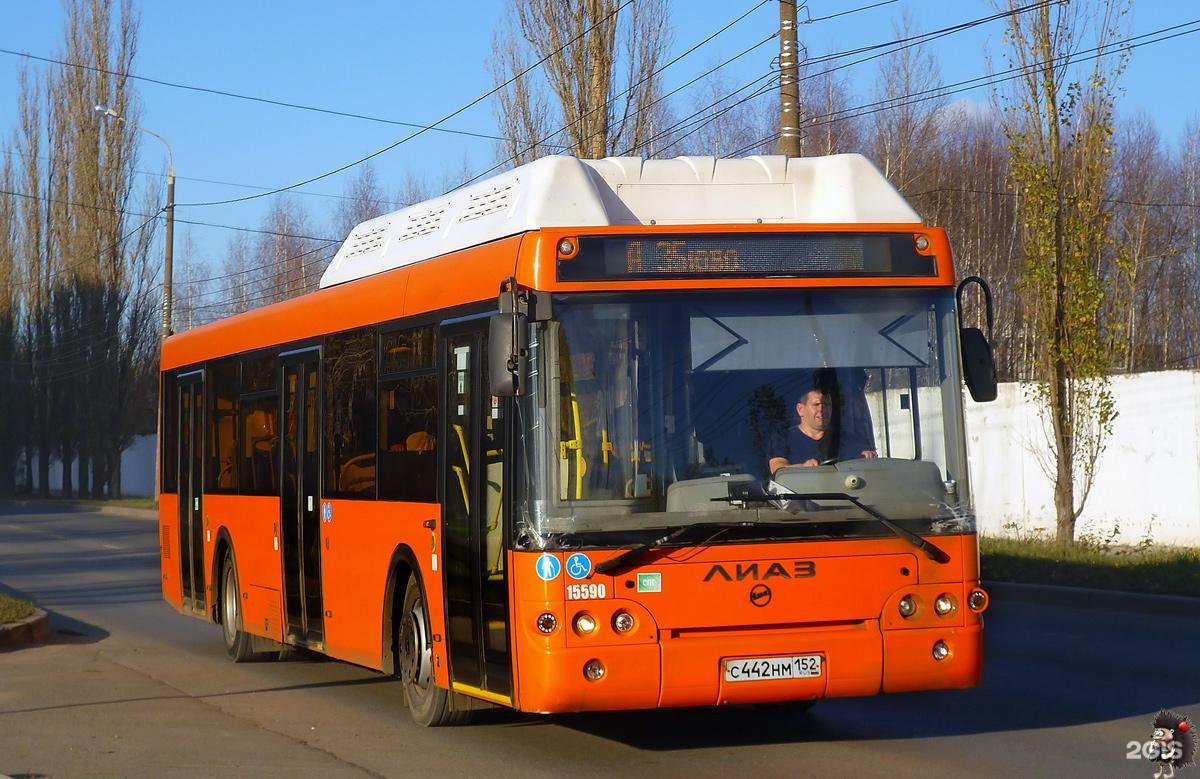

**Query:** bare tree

left=799, top=67, right=864, bottom=157
left=1110, top=113, right=1182, bottom=372
left=331, top=163, right=391, bottom=241
left=673, top=66, right=772, bottom=158
left=173, top=228, right=214, bottom=331
left=491, top=0, right=672, bottom=164
left=1174, top=117, right=1200, bottom=368
left=869, top=10, right=945, bottom=192
left=251, top=195, right=320, bottom=306
left=0, top=146, right=18, bottom=494
left=218, top=232, right=254, bottom=318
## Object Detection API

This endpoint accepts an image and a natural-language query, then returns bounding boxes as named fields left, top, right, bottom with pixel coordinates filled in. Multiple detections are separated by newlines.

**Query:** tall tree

left=0, top=147, right=17, bottom=494
left=251, top=195, right=320, bottom=307
left=1000, top=0, right=1127, bottom=543
left=869, top=11, right=945, bottom=192
left=491, top=0, right=671, bottom=164
left=331, top=163, right=391, bottom=241
left=1111, top=113, right=1181, bottom=372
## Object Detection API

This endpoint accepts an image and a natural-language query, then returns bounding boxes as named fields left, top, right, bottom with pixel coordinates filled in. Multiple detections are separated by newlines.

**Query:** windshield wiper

left=594, top=519, right=787, bottom=575
left=720, top=486, right=951, bottom=564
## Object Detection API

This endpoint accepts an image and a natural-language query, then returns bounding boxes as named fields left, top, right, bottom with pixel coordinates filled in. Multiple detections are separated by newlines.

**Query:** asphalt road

left=1, top=503, right=1196, bottom=778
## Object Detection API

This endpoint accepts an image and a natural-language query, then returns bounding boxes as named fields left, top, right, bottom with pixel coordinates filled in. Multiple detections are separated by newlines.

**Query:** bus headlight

left=932, top=640, right=950, bottom=661
left=536, top=612, right=558, bottom=634
left=968, top=589, right=989, bottom=612
left=898, top=595, right=917, bottom=618
left=934, top=594, right=957, bottom=616
left=583, top=659, right=605, bottom=681
left=573, top=612, right=598, bottom=636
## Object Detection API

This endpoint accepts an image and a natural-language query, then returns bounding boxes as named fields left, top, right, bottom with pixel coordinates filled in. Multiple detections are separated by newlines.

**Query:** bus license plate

left=723, top=654, right=822, bottom=682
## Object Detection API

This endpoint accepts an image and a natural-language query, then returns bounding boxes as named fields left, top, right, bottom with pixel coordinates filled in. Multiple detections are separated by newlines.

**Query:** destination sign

left=556, top=233, right=936, bottom=281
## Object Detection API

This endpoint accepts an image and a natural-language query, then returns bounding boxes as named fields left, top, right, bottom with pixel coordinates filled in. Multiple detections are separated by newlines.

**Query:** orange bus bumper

left=514, top=618, right=982, bottom=713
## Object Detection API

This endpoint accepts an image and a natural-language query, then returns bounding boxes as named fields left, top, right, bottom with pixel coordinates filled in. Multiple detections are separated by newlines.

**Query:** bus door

left=176, top=370, right=205, bottom=616
left=279, top=349, right=324, bottom=648
left=441, top=322, right=512, bottom=701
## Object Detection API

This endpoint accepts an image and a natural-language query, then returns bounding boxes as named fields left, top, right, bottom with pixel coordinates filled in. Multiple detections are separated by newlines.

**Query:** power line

left=0, top=187, right=341, bottom=242
left=452, top=1, right=778, bottom=191
left=0, top=46, right=537, bottom=148
left=673, top=15, right=1200, bottom=163
left=797, top=18, right=1200, bottom=133
left=455, top=0, right=1059, bottom=190
left=174, top=0, right=635, bottom=209
left=906, top=186, right=1200, bottom=211
left=1, top=147, right=409, bottom=208
left=803, top=0, right=900, bottom=24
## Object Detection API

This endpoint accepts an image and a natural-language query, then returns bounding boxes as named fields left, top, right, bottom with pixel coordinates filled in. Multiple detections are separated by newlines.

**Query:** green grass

left=981, top=536, right=1200, bottom=597
left=0, top=593, right=35, bottom=624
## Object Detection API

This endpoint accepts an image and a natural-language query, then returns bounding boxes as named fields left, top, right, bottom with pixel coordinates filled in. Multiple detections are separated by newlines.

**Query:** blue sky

left=2, top=0, right=1197, bottom=272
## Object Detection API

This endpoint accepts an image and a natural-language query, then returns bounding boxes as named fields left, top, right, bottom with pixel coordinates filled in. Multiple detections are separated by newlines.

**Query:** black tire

left=397, top=576, right=471, bottom=726
left=220, top=555, right=258, bottom=662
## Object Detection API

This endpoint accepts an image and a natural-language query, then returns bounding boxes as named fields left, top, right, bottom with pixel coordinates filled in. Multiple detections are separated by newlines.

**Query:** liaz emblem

left=703, top=561, right=816, bottom=582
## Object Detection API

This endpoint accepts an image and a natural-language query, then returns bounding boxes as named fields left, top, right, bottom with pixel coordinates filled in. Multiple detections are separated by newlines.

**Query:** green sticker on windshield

left=636, top=572, right=661, bottom=593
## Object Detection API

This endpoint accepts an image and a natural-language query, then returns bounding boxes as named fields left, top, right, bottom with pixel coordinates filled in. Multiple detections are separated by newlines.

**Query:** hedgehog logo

left=1150, top=709, right=1194, bottom=779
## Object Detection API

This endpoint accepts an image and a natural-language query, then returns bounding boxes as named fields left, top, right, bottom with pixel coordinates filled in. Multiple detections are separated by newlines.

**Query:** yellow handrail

left=452, top=423, right=469, bottom=474
left=451, top=465, right=469, bottom=512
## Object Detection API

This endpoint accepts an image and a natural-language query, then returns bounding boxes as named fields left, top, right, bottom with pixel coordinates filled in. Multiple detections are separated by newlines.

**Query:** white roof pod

left=319, top=153, right=923, bottom=289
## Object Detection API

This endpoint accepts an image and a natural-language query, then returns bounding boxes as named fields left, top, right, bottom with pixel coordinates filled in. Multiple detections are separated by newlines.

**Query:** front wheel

left=220, top=555, right=258, bottom=662
left=397, top=576, right=470, bottom=726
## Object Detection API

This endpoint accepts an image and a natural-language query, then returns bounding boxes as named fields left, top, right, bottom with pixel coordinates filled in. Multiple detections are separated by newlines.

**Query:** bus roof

left=319, top=153, right=922, bottom=289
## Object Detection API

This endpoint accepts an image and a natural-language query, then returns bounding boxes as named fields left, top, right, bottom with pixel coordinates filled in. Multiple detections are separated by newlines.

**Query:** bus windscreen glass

left=515, top=290, right=971, bottom=549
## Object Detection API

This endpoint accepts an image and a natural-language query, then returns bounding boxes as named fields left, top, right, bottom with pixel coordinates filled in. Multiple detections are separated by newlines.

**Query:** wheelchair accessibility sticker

left=536, top=554, right=561, bottom=581
left=566, top=553, right=592, bottom=580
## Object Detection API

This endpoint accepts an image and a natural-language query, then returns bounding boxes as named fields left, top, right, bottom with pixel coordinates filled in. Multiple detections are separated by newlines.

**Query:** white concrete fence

left=24, top=370, right=1200, bottom=546
left=966, top=370, right=1200, bottom=547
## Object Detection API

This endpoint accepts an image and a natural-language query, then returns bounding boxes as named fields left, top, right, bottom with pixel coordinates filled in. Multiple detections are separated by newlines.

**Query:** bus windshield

left=515, top=289, right=973, bottom=549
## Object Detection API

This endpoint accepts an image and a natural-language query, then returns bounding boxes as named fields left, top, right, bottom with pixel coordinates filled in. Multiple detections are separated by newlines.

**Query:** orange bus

left=158, top=153, right=998, bottom=725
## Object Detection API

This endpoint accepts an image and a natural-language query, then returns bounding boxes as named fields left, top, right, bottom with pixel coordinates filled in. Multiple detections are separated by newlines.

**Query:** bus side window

left=324, top=328, right=377, bottom=499
left=162, top=372, right=178, bottom=493
left=238, top=353, right=278, bottom=496
left=239, top=397, right=278, bottom=495
left=207, top=360, right=239, bottom=493
left=378, top=373, right=438, bottom=502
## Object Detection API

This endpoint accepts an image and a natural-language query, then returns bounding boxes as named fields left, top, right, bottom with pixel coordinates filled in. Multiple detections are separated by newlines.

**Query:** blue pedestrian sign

left=566, top=553, right=592, bottom=580
left=535, top=553, right=561, bottom=581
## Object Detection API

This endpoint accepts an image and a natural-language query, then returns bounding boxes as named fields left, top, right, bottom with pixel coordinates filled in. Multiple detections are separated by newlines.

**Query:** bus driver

left=768, top=384, right=877, bottom=475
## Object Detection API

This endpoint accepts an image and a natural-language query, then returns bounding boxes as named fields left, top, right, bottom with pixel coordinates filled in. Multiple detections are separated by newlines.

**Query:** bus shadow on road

left=544, top=601, right=1200, bottom=749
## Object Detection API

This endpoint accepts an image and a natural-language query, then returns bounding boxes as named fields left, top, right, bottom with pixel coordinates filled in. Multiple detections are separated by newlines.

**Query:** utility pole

left=95, top=104, right=175, bottom=502
left=163, top=166, right=174, bottom=338
left=778, top=0, right=801, bottom=157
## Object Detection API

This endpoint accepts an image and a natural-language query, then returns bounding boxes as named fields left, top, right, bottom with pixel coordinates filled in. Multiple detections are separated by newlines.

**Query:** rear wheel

left=220, top=555, right=258, bottom=662
left=397, top=576, right=471, bottom=726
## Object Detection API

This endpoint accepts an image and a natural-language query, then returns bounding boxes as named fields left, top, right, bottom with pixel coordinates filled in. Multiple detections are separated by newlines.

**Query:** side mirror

left=960, top=327, right=997, bottom=402
left=488, top=312, right=526, bottom=397
left=956, top=275, right=998, bottom=403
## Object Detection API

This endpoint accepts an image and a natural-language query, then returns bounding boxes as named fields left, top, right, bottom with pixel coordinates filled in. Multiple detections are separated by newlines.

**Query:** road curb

left=983, top=580, right=1200, bottom=617
left=0, top=499, right=157, bottom=520
left=0, top=608, right=51, bottom=648
left=93, top=504, right=158, bottom=520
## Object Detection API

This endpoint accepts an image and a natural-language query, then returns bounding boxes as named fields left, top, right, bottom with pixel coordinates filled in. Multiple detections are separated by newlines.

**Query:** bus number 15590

left=566, top=583, right=607, bottom=600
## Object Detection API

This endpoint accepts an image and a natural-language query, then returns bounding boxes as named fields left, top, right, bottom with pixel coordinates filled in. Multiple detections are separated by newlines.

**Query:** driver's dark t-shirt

left=786, top=427, right=834, bottom=465
left=785, top=427, right=874, bottom=465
